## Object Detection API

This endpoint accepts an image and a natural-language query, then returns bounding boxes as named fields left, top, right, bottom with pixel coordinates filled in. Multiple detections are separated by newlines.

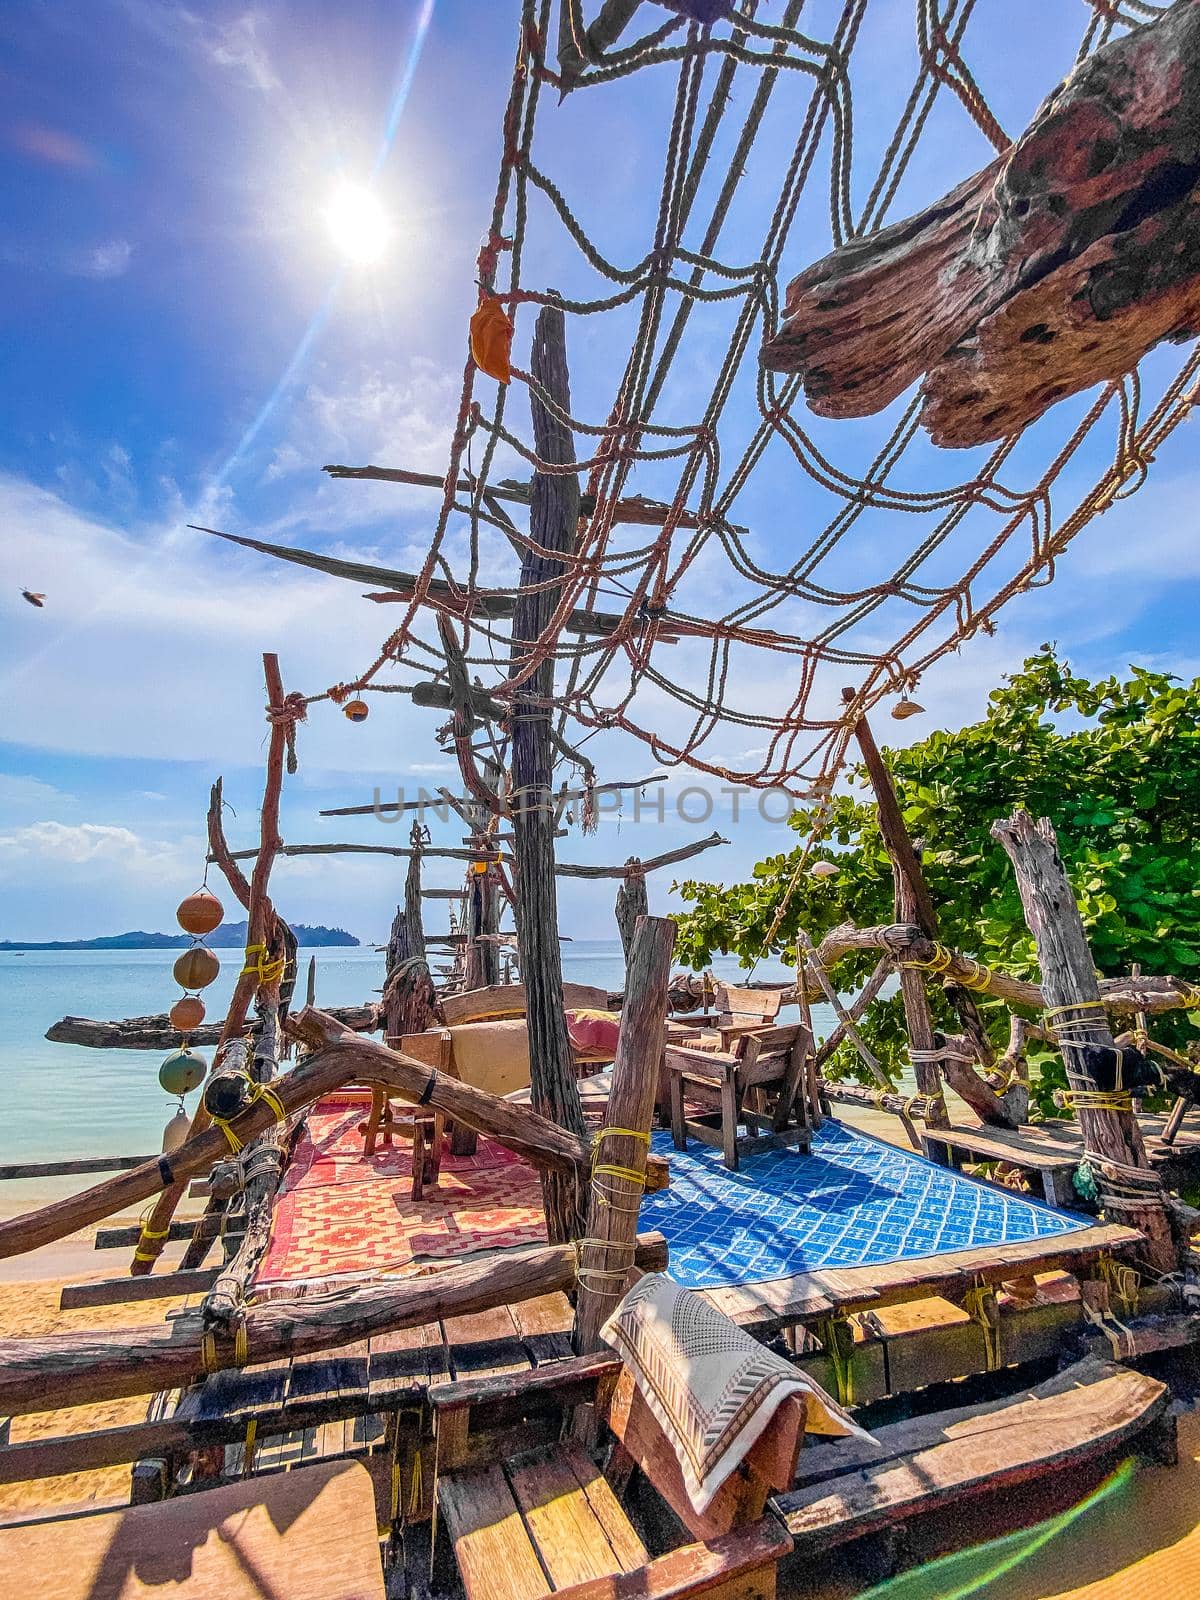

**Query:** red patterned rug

left=255, top=1096, right=547, bottom=1287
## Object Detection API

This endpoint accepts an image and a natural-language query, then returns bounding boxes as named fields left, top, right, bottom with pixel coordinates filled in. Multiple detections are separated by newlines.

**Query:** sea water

left=0, top=941, right=825, bottom=1215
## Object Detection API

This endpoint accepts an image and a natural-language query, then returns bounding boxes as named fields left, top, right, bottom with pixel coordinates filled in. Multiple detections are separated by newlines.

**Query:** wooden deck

left=702, top=1220, right=1141, bottom=1335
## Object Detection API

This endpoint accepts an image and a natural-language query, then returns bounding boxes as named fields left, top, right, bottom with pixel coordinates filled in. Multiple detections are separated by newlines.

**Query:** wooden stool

left=360, top=1087, right=444, bottom=1201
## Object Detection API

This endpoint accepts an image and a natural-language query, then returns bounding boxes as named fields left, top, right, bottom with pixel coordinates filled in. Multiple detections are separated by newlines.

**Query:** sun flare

left=324, top=182, right=389, bottom=264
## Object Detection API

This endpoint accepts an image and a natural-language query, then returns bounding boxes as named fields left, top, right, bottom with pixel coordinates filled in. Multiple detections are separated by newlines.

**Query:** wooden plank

left=921, top=1122, right=1081, bottom=1171
left=366, top=1323, right=437, bottom=1404
left=559, top=1440, right=649, bottom=1573
left=791, top=1355, right=1121, bottom=1488
left=59, top=1267, right=219, bottom=1309
left=507, top=1444, right=643, bottom=1588
left=510, top=1292, right=575, bottom=1365
left=705, top=1222, right=1142, bottom=1334
left=777, top=1364, right=1168, bottom=1549
left=444, top=1305, right=531, bottom=1381
left=439, top=1462, right=550, bottom=1600
left=0, top=1458, right=387, bottom=1600
left=0, top=1155, right=157, bottom=1180
left=551, top=1516, right=792, bottom=1600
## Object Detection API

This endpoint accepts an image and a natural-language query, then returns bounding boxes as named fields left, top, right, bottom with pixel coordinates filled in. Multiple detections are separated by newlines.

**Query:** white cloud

left=0, top=820, right=180, bottom=868
left=77, top=239, right=133, bottom=279
left=204, top=12, right=279, bottom=92
left=0, top=473, right=439, bottom=774
left=0, top=774, right=74, bottom=809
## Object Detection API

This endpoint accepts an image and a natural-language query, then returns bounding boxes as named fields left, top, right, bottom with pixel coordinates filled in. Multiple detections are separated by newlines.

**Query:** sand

left=0, top=1275, right=203, bottom=1524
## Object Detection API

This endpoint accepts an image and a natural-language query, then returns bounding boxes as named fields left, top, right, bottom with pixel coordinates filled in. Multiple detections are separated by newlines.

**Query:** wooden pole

left=0, top=1234, right=668, bottom=1417
left=200, top=999, right=290, bottom=1327
left=511, top=302, right=588, bottom=1243
left=574, top=915, right=676, bottom=1354
left=991, top=809, right=1177, bottom=1272
left=844, top=695, right=951, bottom=1129
left=615, top=858, right=648, bottom=969
left=132, top=656, right=293, bottom=1276
left=381, top=821, right=436, bottom=1038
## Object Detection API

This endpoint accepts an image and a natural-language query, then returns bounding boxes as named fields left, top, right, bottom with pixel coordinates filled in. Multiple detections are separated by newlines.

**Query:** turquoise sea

left=0, top=940, right=821, bottom=1214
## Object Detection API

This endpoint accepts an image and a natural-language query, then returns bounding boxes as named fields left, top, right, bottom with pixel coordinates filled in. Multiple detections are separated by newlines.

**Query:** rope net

left=321, top=0, right=1195, bottom=798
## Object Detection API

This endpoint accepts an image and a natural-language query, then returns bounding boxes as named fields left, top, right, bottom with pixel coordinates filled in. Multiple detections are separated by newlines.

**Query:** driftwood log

left=511, top=303, right=590, bottom=1245
left=992, top=809, right=1177, bottom=1273
left=0, top=1009, right=590, bottom=1262
left=44, top=1004, right=377, bottom=1051
left=0, top=1234, right=667, bottom=1417
left=574, top=915, right=676, bottom=1353
left=200, top=999, right=292, bottom=1326
left=763, top=4, right=1200, bottom=446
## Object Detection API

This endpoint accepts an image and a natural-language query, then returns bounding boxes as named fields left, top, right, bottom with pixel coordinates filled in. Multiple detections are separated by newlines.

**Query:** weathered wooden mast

left=380, top=820, right=436, bottom=1039
left=510, top=302, right=588, bottom=1242
left=615, top=857, right=648, bottom=969
left=992, top=808, right=1178, bottom=1273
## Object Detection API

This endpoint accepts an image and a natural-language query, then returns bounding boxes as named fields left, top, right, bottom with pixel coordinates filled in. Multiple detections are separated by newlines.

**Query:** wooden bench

left=0, top=1458, right=386, bottom=1599
left=433, top=1352, right=799, bottom=1600
left=921, top=1120, right=1083, bottom=1207
left=666, top=1023, right=812, bottom=1170
left=775, top=1356, right=1169, bottom=1554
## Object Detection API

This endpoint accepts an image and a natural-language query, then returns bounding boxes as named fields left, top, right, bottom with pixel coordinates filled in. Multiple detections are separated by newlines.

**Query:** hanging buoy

left=169, top=995, right=206, bottom=1033
left=343, top=698, right=369, bottom=722
left=176, top=888, right=224, bottom=936
left=159, top=1047, right=207, bottom=1096
left=162, top=1109, right=191, bottom=1152
left=173, top=945, right=220, bottom=990
left=891, top=695, right=925, bottom=720
left=809, top=859, right=840, bottom=879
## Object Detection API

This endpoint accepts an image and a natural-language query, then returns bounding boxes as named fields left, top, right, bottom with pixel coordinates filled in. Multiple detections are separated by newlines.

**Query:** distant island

left=0, top=921, right=360, bottom=951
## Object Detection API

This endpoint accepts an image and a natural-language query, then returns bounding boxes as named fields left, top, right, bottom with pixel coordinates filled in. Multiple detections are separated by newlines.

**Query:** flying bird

left=21, top=590, right=45, bottom=608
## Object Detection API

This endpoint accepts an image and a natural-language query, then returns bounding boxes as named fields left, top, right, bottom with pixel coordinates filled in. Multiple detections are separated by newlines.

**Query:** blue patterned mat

left=641, top=1119, right=1085, bottom=1291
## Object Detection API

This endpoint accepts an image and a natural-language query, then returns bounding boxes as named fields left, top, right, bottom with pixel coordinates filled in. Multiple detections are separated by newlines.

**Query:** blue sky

left=1, top=0, right=1197, bottom=944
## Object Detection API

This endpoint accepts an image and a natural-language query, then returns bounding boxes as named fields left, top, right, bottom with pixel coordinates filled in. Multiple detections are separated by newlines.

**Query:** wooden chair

left=673, top=983, right=785, bottom=1052
left=363, top=1027, right=449, bottom=1198
left=433, top=1351, right=799, bottom=1600
left=666, top=1022, right=813, bottom=1170
left=0, top=1458, right=386, bottom=1600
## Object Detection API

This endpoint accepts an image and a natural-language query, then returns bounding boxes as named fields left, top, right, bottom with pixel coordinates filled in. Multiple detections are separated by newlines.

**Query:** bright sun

left=324, top=182, right=389, bottom=264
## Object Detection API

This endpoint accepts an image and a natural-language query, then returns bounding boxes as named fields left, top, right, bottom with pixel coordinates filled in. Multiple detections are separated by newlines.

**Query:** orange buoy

left=173, top=945, right=220, bottom=990
left=176, top=888, right=224, bottom=936
left=343, top=698, right=369, bottom=722
left=169, top=995, right=206, bottom=1033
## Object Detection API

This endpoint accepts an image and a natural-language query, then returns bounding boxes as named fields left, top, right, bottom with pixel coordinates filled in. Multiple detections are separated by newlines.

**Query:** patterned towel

left=601, top=1273, right=874, bottom=1512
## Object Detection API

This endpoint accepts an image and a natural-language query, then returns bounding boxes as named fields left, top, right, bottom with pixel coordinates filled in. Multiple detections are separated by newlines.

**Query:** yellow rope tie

left=1060, top=1088, right=1134, bottom=1114
left=408, top=1448, right=424, bottom=1519
left=201, top=1332, right=218, bottom=1374
left=212, top=1076, right=288, bottom=1155
left=1043, top=1001, right=1106, bottom=1026
left=390, top=1460, right=401, bottom=1523
left=243, top=1418, right=258, bottom=1475
left=240, top=942, right=288, bottom=985
left=953, top=957, right=995, bottom=994
left=1180, top=988, right=1200, bottom=1011
left=134, top=1220, right=171, bottom=1261
left=901, top=943, right=954, bottom=977
left=590, top=1127, right=650, bottom=1209
left=1099, top=1254, right=1141, bottom=1317
left=963, top=1285, right=1001, bottom=1371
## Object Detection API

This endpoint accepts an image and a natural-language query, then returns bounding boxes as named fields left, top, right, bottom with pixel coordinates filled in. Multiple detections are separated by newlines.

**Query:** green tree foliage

left=674, top=648, right=1200, bottom=1111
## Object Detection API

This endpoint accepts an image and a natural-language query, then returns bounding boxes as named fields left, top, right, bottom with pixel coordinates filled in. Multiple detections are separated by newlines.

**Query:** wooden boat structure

left=7, top=4, right=1200, bottom=1596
